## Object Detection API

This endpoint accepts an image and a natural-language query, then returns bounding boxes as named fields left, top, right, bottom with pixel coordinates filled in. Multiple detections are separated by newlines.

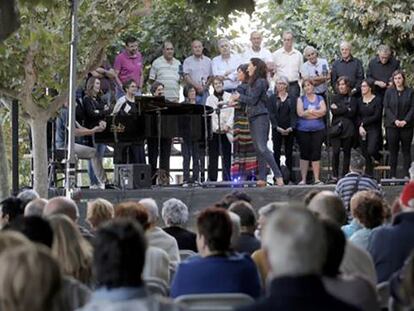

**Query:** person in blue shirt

left=170, top=207, right=261, bottom=299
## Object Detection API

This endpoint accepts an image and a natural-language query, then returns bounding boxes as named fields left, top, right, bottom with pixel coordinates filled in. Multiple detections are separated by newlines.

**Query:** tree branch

left=47, top=92, right=68, bottom=117
left=22, top=42, right=40, bottom=117
left=0, top=87, right=20, bottom=101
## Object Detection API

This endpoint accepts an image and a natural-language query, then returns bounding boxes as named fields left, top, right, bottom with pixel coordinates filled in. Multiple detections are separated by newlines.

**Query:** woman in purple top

left=296, top=79, right=327, bottom=185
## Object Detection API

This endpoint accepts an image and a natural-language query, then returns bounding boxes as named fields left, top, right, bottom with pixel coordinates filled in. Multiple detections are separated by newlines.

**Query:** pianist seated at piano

left=206, top=77, right=234, bottom=182
left=112, top=79, right=146, bottom=164
left=181, top=84, right=202, bottom=185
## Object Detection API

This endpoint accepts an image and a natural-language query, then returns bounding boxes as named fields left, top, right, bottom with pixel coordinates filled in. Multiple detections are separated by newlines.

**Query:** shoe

left=313, top=180, right=324, bottom=185
left=90, top=183, right=105, bottom=190
left=275, top=177, right=284, bottom=186
left=298, top=180, right=306, bottom=185
left=256, top=180, right=267, bottom=187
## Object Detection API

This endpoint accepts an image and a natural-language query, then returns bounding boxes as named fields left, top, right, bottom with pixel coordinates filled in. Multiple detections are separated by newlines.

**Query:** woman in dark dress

left=384, top=70, right=414, bottom=178
left=357, top=78, right=382, bottom=176
left=330, top=76, right=358, bottom=180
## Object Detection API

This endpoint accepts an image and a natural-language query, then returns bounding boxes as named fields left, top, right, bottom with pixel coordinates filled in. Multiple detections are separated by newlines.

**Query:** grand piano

left=95, top=96, right=213, bottom=144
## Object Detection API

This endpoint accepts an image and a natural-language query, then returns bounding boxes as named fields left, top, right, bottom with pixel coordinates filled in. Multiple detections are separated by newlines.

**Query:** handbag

left=328, top=121, right=343, bottom=138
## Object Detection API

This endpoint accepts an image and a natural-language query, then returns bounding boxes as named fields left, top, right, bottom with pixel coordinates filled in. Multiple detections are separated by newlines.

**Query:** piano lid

left=135, top=96, right=213, bottom=115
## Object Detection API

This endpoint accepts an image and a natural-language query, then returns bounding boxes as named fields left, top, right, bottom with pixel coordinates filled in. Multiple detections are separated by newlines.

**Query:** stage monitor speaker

left=202, top=181, right=257, bottom=188
left=114, top=164, right=151, bottom=189
left=380, top=178, right=408, bottom=186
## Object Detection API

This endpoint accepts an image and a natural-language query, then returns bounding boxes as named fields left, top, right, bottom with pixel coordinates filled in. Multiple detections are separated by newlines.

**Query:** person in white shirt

left=242, top=31, right=273, bottom=65
left=273, top=31, right=303, bottom=99
left=212, top=39, right=242, bottom=92
left=206, top=77, right=234, bottom=181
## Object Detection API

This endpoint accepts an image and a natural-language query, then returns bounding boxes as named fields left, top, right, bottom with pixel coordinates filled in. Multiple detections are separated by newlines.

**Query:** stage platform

left=51, top=184, right=403, bottom=227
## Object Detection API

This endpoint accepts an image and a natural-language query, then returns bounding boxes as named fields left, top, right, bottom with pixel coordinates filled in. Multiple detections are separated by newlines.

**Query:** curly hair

left=162, top=198, right=189, bottom=226
left=350, top=191, right=384, bottom=229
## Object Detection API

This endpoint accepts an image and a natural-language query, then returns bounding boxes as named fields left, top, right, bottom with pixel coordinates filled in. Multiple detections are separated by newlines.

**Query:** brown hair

left=85, top=76, right=100, bottom=97
left=197, top=207, right=232, bottom=252
left=391, top=69, right=406, bottom=88
left=350, top=191, right=384, bottom=229
left=115, top=201, right=150, bottom=230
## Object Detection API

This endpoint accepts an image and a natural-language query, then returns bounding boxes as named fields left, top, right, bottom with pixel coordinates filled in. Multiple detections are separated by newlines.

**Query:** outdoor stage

left=51, top=184, right=404, bottom=227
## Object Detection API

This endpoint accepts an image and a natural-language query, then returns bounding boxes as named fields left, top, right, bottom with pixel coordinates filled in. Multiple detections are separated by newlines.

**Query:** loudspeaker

left=114, top=164, right=151, bottom=189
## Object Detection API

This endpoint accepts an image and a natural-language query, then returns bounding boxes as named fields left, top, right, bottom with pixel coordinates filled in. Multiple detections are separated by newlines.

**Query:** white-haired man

left=139, top=198, right=180, bottom=269
left=237, top=205, right=359, bottom=311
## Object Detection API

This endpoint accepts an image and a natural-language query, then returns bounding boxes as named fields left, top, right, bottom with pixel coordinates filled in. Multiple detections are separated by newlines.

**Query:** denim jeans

left=88, top=143, right=107, bottom=185
left=249, top=114, right=282, bottom=180
left=196, top=90, right=209, bottom=105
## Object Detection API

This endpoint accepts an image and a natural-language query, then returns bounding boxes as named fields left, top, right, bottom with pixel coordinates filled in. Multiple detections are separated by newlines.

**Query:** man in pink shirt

left=114, top=36, right=144, bottom=99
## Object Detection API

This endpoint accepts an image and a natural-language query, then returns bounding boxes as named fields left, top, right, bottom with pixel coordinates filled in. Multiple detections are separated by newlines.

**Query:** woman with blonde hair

left=86, top=198, right=114, bottom=231
left=49, top=215, right=93, bottom=286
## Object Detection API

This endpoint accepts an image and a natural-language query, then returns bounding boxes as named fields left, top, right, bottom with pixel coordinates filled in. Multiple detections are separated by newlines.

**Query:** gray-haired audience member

left=17, top=189, right=40, bottom=208
left=162, top=198, right=197, bottom=252
left=24, top=198, right=48, bottom=217
left=229, top=200, right=261, bottom=255
left=308, top=191, right=377, bottom=284
left=139, top=198, right=180, bottom=268
left=238, top=205, right=359, bottom=311
left=228, top=211, right=241, bottom=249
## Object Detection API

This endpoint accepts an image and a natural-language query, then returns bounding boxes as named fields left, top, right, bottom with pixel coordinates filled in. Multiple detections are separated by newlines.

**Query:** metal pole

left=65, top=0, right=78, bottom=198
left=11, top=99, right=19, bottom=195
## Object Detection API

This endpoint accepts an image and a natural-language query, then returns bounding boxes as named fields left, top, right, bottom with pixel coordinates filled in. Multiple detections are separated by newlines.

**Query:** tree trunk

left=30, top=117, right=49, bottom=198
left=0, top=120, right=10, bottom=200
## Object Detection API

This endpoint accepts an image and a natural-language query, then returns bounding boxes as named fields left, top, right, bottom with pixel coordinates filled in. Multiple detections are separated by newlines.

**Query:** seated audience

left=321, top=220, right=380, bottom=311
left=308, top=191, right=377, bottom=284
left=49, top=214, right=93, bottom=286
left=114, top=201, right=170, bottom=284
left=17, top=189, right=40, bottom=208
left=215, top=190, right=253, bottom=209
left=229, top=200, right=261, bottom=255
left=171, top=207, right=261, bottom=298
left=368, top=182, right=414, bottom=283
left=24, top=198, right=48, bottom=216
left=86, top=198, right=114, bottom=232
left=78, top=219, right=183, bottom=311
left=162, top=198, right=197, bottom=252
left=139, top=198, right=180, bottom=268
left=0, top=245, right=64, bottom=311
left=237, top=205, right=359, bottom=311
left=349, top=191, right=385, bottom=250
left=0, top=196, right=24, bottom=228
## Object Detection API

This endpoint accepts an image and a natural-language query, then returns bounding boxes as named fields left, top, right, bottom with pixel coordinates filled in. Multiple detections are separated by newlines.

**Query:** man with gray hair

left=238, top=205, right=359, bottom=311
left=331, top=41, right=364, bottom=96
left=301, top=45, right=330, bottom=99
left=17, top=189, right=39, bottom=208
left=367, top=44, right=400, bottom=99
left=24, top=198, right=48, bottom=217
left=162, top=198, right=197, bottom=252
left=139, top=198, right=180, bottom=268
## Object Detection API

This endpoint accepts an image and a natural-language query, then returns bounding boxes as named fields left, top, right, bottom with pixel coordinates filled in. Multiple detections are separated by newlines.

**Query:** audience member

left=171, top=207, right=261, bottom=298
left=228, top=200, right=261, bottom=255
left=6, top=216, right=54, bottom=248
left=79, top=219, right=183, bottom=311
left=308, top=191, right=377, bottom=284
left=212, top=38, right=241, bottom=92
left=273, top=31, right=303, bottom=99
left=114, top=200, right=170, bottom=284
left=238, top=205, right=359, bottom=311
left=335, top=154, right=381, bottom=210
left=301, top=45, right=330, bottom=99
left=17, top=189, right=39, bottom=208
left=331, top=41, right=364, bottom=96
left=86, top=198, right=114, bottom=231
left=215, top=190, right=253, bottom=209
left=349, top=191, right=385, bottom=250
left=0, top=196, right=24, bottom=228
left=183, top=40, right=212, bottom=105
left=162, top=198, right=197, bottom=252
left=321, top=220, right=380, bottom=311
left=49, top=214, right=93, bottom=286
left=228, top=211, right=241, bottom=249
left=368, top=182, right=414, bottom=283
left=24, top=198, right=48, bottom=216
left=139, top=198, right=180, bottom=268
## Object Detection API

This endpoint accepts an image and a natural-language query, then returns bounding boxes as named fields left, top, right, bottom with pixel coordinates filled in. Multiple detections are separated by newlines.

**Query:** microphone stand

left=216, top=103, right=231, bottom=181
left=202, top=102, right=210, bottom=183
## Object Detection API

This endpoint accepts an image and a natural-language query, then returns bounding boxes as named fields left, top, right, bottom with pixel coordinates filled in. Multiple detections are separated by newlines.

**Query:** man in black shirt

left=367, top=44, right=400, bottom=100
left=331, top=41, right=364, bottom=96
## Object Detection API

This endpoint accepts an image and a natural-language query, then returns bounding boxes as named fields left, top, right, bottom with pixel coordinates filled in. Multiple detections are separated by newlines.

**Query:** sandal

left=298, top=180, right=306, bottom=185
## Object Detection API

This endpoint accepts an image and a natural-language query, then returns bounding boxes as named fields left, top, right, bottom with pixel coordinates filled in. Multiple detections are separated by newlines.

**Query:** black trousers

left=147, top=137, right=172, bottom=184
left=272, top=130, right=294, bottom=177
left=331, top=136, right=353, bottom=178
left=208, top=133, right=231, bottom=181
left=360, top=128, right=381, bottom=176
left=288, top=82, right=300, bottom=101
left=386, top=127, right=413, bottom=178
left=114, top=143, right=145, bottom=164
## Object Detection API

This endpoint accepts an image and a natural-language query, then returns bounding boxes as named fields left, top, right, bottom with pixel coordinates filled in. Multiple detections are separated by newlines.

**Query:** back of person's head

left=263, top=204, right=326, bottom=278
left=350, top=154, right=366, bottom=173
left=0, top=245, right=62, bottom=311
left=304, top=189, right=322, bottom=206
left=308, top=191, right=347, bottom=226
left=139, top=198, right=159, bottom=224
left=0, top=231, right=31, bottom=254
left=94, top=218, right=147, bottom=288
left=400, top=182, right=414, bottom=210
left=0, top=197, right=24, bottom=225
left=228, top=211, right=241, bottom=248
left=87, top=198, right=114, bottom=229
left=216, top=191, right=252, bottom=209
left=197, top=207, right=232, bottom=253
left=17, top=189, right=40, bottom=208
left=114, top=201, right=150, bottom=230
left=44, top=196, right=79, bottom=222
left=49, top=214, right=92, bottom=284
left=228, top=200, right=257, bottom=232
left=24, top=198, right=48, bottom=217
left=321, top=219, right=346, bottom=278
left=6, top=216, right=54, bottom=248
left=161, top=198, right=189, bottom=227
left=350, top=191, right=384, bottom=229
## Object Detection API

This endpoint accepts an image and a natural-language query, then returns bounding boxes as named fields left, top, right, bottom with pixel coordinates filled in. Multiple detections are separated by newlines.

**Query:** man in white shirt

left=242, top=31, right=273, bottom=65
left=273, top=31, right=303, bottom=99
left=212, top=39, right=242, bottom=92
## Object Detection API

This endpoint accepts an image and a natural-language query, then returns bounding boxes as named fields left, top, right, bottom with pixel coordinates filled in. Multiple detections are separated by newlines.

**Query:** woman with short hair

left=86, top=198, right=114, bottom=231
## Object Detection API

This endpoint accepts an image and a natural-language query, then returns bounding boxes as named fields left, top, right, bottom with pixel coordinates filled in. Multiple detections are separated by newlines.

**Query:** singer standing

left=230, top=58, right=284, bottom=186
left=300, top=46, right=330, bottom=102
